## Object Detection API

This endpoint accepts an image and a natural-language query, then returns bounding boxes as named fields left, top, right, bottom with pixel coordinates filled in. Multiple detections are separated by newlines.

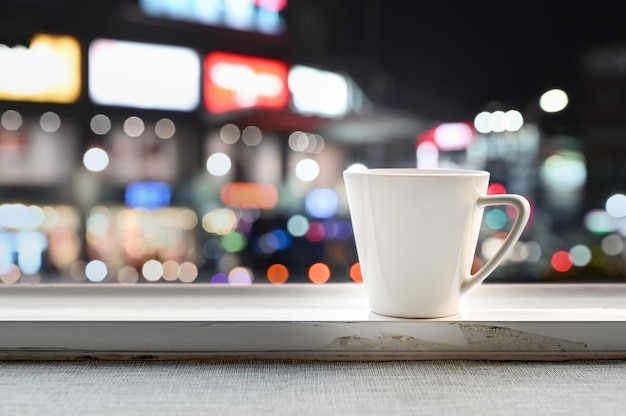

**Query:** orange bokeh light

left=308, top=262, right=330, bottom=284
left=267, top=263, right=289, bottom=284
left=349, top=262, right=362, bottom=283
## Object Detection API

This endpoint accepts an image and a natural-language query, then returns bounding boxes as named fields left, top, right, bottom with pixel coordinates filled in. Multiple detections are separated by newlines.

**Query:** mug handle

left=461, top=194, right=531, bottom=294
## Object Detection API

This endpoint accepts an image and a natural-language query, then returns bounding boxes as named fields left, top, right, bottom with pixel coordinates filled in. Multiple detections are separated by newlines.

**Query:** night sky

left=3, top=0, right=626, bottom=125
left=313, top=1, right=626, bottom=123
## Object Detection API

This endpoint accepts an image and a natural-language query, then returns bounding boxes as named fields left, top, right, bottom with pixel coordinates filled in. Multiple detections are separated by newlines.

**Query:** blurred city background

left=1, top=0, right=626, bottom=285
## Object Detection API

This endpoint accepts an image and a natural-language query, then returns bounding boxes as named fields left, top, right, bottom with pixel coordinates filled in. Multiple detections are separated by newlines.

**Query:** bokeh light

left=211, top=272, right=229, bottom=284
left=202, top=208, right=237, bottom=235
left=288, top=131, right=308, bottom=151
left=117, top=266, right=139, bottom=284
left=416, top=141, right=439, bottom=169
left=345, top=163, right=367, bottom=172
left=155, top=118, right=176, bottom=139
left=584, top=210, right=616, bottom=234
left=221, top=231, right=247, bottom=252
left=539, top=89, right=569, bottom=113
left=601, top=234, right=624, bottom=256
left=40, top=111, right=61, bottom=132
left=85, top=259, right=107, bottom=282
left=228, top=267, right=253, bottom=284
left=473, top=111, right=491, bottom=134
left=287, top=214, right=309, bottom=237
left=206, top=152, right=232, bottom=176
left=323, top=219, right=352, bottom=240
left=569, top=244, right=592, bottom=267
left=90, top=114, right=112, bottom=135
left=0, top=264, right=21, bottom=284
left=220, top=123, right=240, bottom=144
left=179, top=262, right=198, bottom=283
left=473, top=109, right=525, bottom=133
left=123, top=116, right=145, bottom=137
left=295, top=158, right=319, bottom=182
left=504, top=110, right=524, bottom=132
left=606, top=194, right=626, bottom=218
left=242, top=125, right=262, bottom=146
left=487, top=183, right=507, bottom=195
left=540, top=152, right=586, bottom=189
left=433, top=122, right=474, bottom=150
left=257, top=229, right=291, bottom=252
left=305, top=188, right=338, bottom=218
left=349, top=263, right=362, bottom=283
left=1, top=110, right=22, bottom=130
left=481, top=235, right=507, bottom=262
left=162, top=260, right=179, bottom=281
left=142, top=259, right=163, bottom=281
left=551, top=251, right=573, bottom=272
left=267, top=264, right=289, bottom=284
left=83, top=147, right=109, bottom=172
left=0, top=204, right=45, bottom=229
left=305, top=221, right=325, bottom=242
left=308, top=262, right=330, bottom=284
left=485, top=209, right=508, bottom=230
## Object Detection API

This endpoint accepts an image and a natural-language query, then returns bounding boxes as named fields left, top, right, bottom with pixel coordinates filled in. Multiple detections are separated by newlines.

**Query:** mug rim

left=343, top=168, right=489, bottom=176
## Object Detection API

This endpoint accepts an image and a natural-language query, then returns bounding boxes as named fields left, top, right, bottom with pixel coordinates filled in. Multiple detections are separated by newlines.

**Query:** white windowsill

left=1, top=283, right=625, bottom=360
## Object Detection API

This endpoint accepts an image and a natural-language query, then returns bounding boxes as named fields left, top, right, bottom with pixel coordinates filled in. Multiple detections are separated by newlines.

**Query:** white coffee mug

left=343, top=168, right=531, bottom=318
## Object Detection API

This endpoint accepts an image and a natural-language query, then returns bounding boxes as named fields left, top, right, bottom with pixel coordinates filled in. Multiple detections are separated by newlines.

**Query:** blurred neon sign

left=0, top=232, right=48, bottom=276
left=0, top=34, right=81, bottom=103
left=88, top=39, right=200, bottom=111
left=288, top=65, right=350, bottom=117
left=204, top=52, right=288, bottom=113
left=139, top=0, right=287, bottom=35
left=221, top=182, right=278, bottom=209
left=125, top=181, right=172, bottom=209
left=417, top=122, right=475, bottom=151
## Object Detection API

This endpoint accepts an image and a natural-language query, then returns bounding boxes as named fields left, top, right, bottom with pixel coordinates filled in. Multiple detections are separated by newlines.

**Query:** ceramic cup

left=343, top=168, right=531, bottom=318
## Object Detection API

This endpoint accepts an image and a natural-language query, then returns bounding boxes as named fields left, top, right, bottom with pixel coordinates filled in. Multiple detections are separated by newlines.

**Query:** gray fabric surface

left=1, top=360, right=625, bottom=415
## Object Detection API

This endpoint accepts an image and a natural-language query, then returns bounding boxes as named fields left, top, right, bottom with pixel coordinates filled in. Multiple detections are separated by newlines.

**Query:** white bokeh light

left=85, top=260, right=108, bottom=282
left=569, top=244, right=592, bottom=267
left=345, top=163, right=368, bottom=172
left=473, top=111, right=492, bottom=133
left=295, top=158, right=320, bottom=182
left=416, top=142, right=439, bottom=168
left=142, top=259, right=163, bottom=282
left=206, top=152, right=232, bottom=176
left=539, top=89, right=569, bottom=113
left=606, top=194, right=626, bottom=218
left=504, top=110, right=524, bottom=132
left=83, top=147, right=110, bottom=172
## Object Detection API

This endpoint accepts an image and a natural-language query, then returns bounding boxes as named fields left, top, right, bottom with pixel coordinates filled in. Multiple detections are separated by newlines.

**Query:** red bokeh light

left=487, top=183, right=507, bottom=195
left=305, top=221, right=325, bottom=242
left=551, top=251, right=573, bottom=272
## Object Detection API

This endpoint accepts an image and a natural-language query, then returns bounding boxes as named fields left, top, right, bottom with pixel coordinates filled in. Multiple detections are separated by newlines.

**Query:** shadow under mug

left=344, top=168, right=531, bottom=319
